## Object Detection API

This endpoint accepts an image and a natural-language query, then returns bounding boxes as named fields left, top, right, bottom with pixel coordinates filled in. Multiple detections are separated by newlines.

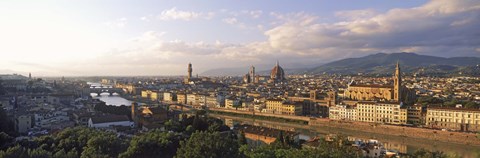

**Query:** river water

left=211, top=114, right=480, bottom=158
left=87, top=82, right=133, bottom=106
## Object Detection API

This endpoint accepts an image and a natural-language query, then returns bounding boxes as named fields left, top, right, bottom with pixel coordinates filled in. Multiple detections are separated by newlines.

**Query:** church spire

left=394, top=61, right=402, bottom=102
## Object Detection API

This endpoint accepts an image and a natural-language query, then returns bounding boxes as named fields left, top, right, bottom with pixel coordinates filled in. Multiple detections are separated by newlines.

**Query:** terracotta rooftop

left=90, top=115, right=130, bottom=124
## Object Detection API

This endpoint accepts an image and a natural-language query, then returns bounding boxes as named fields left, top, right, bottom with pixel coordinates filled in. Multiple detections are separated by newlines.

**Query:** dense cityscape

left=1, top=0, right=480, bottom=158
left=1, top=60, right=480, bottom=157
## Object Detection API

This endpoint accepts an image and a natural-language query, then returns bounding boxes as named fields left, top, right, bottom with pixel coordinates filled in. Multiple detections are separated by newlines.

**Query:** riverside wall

left=310, top=118, right=480, bottom=146
left=208, top=108, right=480, bottom=146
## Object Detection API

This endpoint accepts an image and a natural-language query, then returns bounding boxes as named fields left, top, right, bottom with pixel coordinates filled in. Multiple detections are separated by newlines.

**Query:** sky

left=0, top=0, right=479, bottom=76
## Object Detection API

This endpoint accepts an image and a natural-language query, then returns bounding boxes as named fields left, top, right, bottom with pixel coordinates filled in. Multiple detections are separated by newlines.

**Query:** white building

left=186, top=94, right=198, bottom=105
left=329, top=105, right=357, bottom=121
left=88, top=115, right=133, bottom=129
left=163, top=92, right=173, bottom=102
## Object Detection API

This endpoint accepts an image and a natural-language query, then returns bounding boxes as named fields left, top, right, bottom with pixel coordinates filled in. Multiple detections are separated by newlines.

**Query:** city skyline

left=1, top=0, right=480, bottom=76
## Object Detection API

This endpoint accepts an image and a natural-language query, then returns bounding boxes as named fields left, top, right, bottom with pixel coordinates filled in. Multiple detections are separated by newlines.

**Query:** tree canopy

left=176, top=131, right=240, bottom=158
left=119, top=130, right=180, bottom=158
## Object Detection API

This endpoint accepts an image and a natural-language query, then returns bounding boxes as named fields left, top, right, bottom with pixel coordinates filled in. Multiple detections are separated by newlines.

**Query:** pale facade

left=206, top=96, right=218, bottom=107
left=426, top=107, right=480, bottom=132
left=357, top=102, right=407, bottom=125
left=329, top=105, right=357, bottom=121
left=225, top=98, right=235, bottom=109
left=265, top=99, right=302, bottom=116
left=141, top=90, right=160, bottom=101
left=163, top=92, right=173, bottom=102
left=177, top=93, right=187, bottom=104
left=15, top=115, right=32, bottom=133
left=186, top=94, right=196, bottom=105
left=195, top=94, right=206, bottom=106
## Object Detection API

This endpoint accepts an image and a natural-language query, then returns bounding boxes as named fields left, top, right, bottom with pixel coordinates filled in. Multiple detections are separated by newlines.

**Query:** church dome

left=270, top=61, right=285, bottom=81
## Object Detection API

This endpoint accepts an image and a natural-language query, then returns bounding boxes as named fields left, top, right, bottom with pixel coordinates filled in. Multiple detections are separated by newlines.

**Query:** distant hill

left=201, top=67, right=309, bottom=76
left=201, top=63, right=315, bottom=76
left=309, top=53, right=480, bottom=75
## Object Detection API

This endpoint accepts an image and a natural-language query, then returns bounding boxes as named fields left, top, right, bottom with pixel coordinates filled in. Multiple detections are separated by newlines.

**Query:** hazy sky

left=0, top=0, right=479, bottom=76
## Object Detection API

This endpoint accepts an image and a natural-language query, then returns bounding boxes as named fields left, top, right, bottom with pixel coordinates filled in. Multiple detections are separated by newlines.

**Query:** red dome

left=270, top=61, right=285, bottom=81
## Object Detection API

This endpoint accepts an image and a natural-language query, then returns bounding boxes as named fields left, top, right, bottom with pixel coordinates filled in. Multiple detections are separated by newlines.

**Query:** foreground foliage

left=0, top=113, right=457, bottom=158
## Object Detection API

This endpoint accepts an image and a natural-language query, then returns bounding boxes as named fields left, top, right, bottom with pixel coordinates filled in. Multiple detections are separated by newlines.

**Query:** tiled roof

left=90, top=115, right=130, bottom=124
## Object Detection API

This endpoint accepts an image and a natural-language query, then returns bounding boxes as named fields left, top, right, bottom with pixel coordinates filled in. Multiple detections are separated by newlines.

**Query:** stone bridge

left=83, top=87, right=124, bottom=96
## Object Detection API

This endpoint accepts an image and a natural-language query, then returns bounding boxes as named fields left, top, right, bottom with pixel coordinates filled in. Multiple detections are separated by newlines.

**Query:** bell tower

left=249, top=65, right=255, bottom=83
left=188, top=62, right=192, bottom=80
left=393, top=61, right=402, bottom=102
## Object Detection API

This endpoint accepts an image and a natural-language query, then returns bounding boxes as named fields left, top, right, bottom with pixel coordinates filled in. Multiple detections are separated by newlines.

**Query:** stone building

left=265, top=99, right=303, bottom=116
left=329, top=104, right=357, bottom=121
left=270, top=61, right=286, bottom=83
left=426, top=107, right=480, bottom=132
left=344, top=62, right=415, bottom=104
left=406, top=104, right=426, bottom=125
left=356, top=101, right=407, bottom=125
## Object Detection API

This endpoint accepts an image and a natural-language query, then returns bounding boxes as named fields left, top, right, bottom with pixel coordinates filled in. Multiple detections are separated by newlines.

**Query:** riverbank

left=310, top=118, right=480, bottom=146
left=210, top=113, right=480, bottom=157
left=207, top=108, right=480, bottom=146
left=209, top=109, right=308, bottom=125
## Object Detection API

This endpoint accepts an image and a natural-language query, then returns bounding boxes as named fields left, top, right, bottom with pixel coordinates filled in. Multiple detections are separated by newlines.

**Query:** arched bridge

left=83, top=87, right=124, bottom=96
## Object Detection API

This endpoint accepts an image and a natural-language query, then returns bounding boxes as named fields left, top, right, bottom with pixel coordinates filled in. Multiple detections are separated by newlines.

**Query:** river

left=210, top=114, right=480, bottom=158
left=87, top=82, right=133, bottom=106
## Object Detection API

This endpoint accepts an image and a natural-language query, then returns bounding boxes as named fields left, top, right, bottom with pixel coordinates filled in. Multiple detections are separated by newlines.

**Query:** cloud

left=240, top=10, right=263, bottom=18
left=158, top=7, right=214, bottom=21
left=335, top=9, right=376, bottom=20
left=264, top=0, right=480, bottom=58
left=33, top=0, right=479, bottom=76
left=140, top=16, right=150, bottom=22
left=222, top=17, right=238, bottom=25
left=103, top=17, right=128, bottom=28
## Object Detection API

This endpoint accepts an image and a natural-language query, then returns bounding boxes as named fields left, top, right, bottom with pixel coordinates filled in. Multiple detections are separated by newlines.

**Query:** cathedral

left=243, top=61, right=286, bottom=84
left=270, top=61, right=285, bottom=82
left=344, top=62, right=415, bottom=103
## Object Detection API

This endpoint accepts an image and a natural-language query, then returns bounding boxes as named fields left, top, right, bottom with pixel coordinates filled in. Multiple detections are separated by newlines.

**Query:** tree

left=66, top=149, right=79, bottom=158
left=53, top=150, right=67, bottom=158
left=464, top=101, right=479, bottom=109
left=27, top=148, right=52, bottom=158
left=416, top=96, right=443, bottom=106
left=165, top=119, right=183, bottom=132
left=241, top=135, right=361, bottom=158
left=237, top=131, right=247, bottom=146
left=176, top=131, right=240, bottom=158
left=0, top=145, right=28, bottom=158
left=0, top=107, right=15, bottom=136
left=0, top=132, right=13, bottom=149
left=408, top=149, right=449, bottom=158
left=81, top=133, right=127, bottom=158
left=444, top=99, right=459, bottom=107
left=191, top=113, right=208, bottom=131
left=119, top=130, right=179, bottom=158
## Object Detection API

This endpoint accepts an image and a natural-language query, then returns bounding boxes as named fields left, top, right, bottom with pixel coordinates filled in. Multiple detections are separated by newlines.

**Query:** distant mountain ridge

left=308, top=52, right=480, bottom=75
left=201, top=53, right=480, bottom=76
